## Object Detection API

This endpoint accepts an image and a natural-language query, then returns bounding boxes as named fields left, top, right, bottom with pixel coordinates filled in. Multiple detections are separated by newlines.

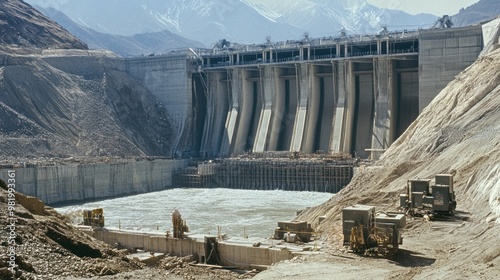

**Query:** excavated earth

left=0, top=1, right=175, bottom=159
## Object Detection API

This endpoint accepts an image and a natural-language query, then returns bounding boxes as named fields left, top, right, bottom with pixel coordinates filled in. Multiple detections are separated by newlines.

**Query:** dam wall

left=124, top=53, right=196, bottom=156
left=193, top=25, right=485, bottom=159
left=418, top=25, right=484, bottom=111
left=33, top=26, right=487, bottom=160
left=1, top=159, right=188, bottom=205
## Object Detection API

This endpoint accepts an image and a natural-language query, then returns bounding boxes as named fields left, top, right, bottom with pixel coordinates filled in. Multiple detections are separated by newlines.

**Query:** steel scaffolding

left=173, top=153, right=355, bottom=193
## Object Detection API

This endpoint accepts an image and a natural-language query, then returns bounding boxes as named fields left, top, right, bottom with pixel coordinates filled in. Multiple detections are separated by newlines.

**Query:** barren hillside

left=0, top=0, right=176, bottom=159
left=258, top=43, right=500, bottom=279
left=0, top=47, right=176, bottom=159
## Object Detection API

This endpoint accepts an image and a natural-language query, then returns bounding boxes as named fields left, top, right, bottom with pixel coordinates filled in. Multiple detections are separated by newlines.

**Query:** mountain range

left=25, top=1, right=436, bottom=46
left=33, top=6, right=205, bottom=57
left=24, top=0, right=500, bottom=57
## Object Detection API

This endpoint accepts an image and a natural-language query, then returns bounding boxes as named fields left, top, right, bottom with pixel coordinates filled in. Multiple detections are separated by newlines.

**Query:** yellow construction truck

left=83, top=208, right=104, bottom=227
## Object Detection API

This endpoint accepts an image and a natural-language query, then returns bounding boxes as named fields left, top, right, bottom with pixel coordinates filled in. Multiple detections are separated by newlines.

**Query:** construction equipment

left=342, top=205, right=405, bottom=256
left=83, top=208, right=105, bottom=227
left=274, top=221, right=314, bottom=243
left=400, top=174, right=456, bottom=217
left=172, top=209, right=189, bottom=238
left=432, top=15, right=454, bottom=29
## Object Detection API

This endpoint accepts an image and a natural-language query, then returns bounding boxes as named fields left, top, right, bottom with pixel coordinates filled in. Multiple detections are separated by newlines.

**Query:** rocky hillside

left=0, top=0, right=176, bottom=159
left=453, top=0, right=500, bottom=27
left=0, top=47, right=175, bottom=159
left=285, top=41, right=500, bottom=279
left=0, top=0, right=87, bottom=49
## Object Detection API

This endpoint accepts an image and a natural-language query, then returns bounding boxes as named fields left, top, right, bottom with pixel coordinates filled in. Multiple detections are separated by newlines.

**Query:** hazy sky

left=366, top=0, right=480, bottom=16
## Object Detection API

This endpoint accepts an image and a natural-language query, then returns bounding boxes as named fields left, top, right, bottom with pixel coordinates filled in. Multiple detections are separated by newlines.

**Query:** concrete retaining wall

left=418, top=25, right=484, bottom=112
left=1, top=159, right=188, bottom=205
left=90, top=228, right=299, bottom=269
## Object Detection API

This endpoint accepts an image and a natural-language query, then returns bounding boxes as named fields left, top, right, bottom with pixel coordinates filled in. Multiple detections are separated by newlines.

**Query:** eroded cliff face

left=0, top=48, right=175, bottom=158
left=0, top=0, right=87, bottom=50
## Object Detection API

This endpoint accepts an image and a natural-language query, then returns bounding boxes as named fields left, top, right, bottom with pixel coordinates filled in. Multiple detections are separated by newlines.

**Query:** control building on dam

left=124, top=24, right=487, bottom=160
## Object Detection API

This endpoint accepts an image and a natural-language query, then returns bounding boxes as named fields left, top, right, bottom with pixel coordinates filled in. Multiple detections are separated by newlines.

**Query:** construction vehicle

left=342, top=205, right=406, bottom=256
left=274, top=221, right=314, bottom=243
left=83, top=208, right=104, bottom=227
left=400, top=174, right=456, bottom=217
left=172, top=209, right=189, bottom=238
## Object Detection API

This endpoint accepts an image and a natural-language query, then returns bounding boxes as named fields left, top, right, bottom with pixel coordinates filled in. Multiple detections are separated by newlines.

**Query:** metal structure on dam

left=187, top=25, right=484, bottom=159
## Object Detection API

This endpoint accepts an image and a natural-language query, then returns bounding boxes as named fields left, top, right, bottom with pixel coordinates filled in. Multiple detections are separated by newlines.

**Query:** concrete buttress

left=253, top=66, right=276, bottom=152
left=200, top=71, right=230, bottom=157
left=290, top=63, right=310, bottom=152
left=329, top=61, right=346, bottom=153
left=371, top=57, right=393, bottom=159
left=232, top=69, right=253, bottom=155
left=268, top=67, right=286, bottom=151
left=342, top=61, right=355, bottom=154
left=220, top=69, right=241, bottom=156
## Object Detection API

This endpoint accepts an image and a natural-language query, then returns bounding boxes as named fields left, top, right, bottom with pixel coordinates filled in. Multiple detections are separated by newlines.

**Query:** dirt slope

left=257, top=45, right=500, bottom=279
left=0, top=185, right=143, bottom=279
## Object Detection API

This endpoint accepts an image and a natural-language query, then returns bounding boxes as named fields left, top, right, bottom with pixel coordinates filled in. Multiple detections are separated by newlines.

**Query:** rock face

left=0, top=1, right=176, bottom=159
left=0, top=0, right=87, bottom=49
left=0, top=48, right=176, bottom=158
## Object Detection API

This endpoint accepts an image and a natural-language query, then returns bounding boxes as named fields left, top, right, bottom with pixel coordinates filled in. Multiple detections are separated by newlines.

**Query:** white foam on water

left=56, top=188, right=333, bottom=240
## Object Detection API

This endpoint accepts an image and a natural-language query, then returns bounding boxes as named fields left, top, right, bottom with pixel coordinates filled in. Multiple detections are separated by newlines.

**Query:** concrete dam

left=116, top=24, right=485, bottom=161
left=118, top=24, right=486, bottom=194
left=189, top=25, right=484, bottom=159
left=3, top=24, right=490, bottom=204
